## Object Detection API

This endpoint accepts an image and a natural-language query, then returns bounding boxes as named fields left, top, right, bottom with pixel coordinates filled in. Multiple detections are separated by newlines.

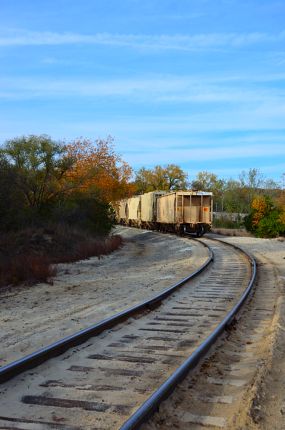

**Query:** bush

left=50, top=196, right=115, bottom=236
left=244, top=195, right=285, bottom=238
left=255, top=210, right=285, bottom=238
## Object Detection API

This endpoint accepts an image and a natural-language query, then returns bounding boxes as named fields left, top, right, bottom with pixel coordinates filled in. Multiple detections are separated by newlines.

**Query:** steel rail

left=120, top=237, right=257, bottom=430
left=0, top=239, right=213, bottom=384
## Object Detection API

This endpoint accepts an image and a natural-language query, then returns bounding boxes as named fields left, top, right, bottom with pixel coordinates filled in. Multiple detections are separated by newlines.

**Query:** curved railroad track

left=0, top=236, right=255, bottom=430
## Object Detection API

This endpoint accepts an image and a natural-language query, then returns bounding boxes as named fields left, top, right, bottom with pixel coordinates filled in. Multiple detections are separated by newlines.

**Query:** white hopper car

left=116, top=190, right=213, bottom=237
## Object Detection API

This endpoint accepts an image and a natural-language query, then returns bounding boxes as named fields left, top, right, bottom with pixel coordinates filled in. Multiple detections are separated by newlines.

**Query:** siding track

left=0, top=236, right=255, bottom=430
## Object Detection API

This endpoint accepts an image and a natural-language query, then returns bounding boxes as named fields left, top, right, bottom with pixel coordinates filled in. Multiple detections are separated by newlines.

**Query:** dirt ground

left=0, top=227, right=208, bottom=366
left=209, top=233, right=285, bottom=429
left=1, top=228, right=284, bottom=428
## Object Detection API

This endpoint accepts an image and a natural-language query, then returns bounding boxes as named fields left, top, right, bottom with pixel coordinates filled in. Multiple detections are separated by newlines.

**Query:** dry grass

left=0, top=255, right=57, bottom=287
left=53, top=234, right=123, bottom=264
left=0, top=227, right=123, bottom=288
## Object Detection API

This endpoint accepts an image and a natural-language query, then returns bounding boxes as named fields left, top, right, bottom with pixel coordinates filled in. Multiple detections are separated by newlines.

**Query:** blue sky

left=0, top=0, right=285, bottom=183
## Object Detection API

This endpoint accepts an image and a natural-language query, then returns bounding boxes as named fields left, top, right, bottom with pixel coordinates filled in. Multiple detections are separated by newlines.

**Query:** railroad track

left=0, top=236, right=255, bottom=430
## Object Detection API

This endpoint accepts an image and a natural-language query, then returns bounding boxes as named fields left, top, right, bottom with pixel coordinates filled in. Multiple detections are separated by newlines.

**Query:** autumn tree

left=0, top=134, right=133, bottom=233
left=66, top=136, right=134, bottom=202
left=244, top=195, right=285, bottom=237
left=135, top=164, right=188, bottom=193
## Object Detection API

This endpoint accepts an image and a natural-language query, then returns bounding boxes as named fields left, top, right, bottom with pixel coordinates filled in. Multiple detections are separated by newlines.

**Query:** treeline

left=133, top=165, right=285, bottom=237
left=134, top=166, right=282, bottom=213
left=0, top=135, right=134, bottom=234
left=1, top=135, right=284, bottom=239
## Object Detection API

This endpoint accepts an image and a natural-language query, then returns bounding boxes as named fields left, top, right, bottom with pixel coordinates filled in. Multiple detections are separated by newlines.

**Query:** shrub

left=0, top=254, right=56, bottom=287
left=0, top=226, right=123, bottom=288
left=255, top=210, right=285, bottom=238
left=244, top=195, right=285, bottom=238
left=49, top=197, right=115, bottom=236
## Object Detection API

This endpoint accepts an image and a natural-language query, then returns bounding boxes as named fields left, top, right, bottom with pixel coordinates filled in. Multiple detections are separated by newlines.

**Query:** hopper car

left=116, top=190, right=213, bottom=237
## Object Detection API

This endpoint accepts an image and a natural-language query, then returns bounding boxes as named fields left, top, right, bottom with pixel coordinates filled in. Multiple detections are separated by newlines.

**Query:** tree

left=135, top=164, right=188, bottom=193
left=0, top=135, right=73, bottom=209
left=238, top=168, right=265, bottom=208
left=244, top=195, right=285, bottom=237
left=223, top=179, right=244, bottom=213
left=275, top=179, right=285, bottom=226
left=0, top=134, right=134, bottom=233
left=66, top=136, right=134, bottom=202
left=191, top=171, right=225, bottom=211
left=0, top=156, right=26, bottom=228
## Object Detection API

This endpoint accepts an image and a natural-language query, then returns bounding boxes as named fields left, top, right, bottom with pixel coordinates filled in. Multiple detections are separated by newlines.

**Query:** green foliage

left=0, top=135, right=120, bottom=235
left=0, top=157, right=27, bottom=228
left=50, top=196, right=114, bottom=235
left=135, top=164, right=188, bottom=193
left=192, top=168, right=282, bottom=215
left=191, top=171, right=225, bottom=211
left=244, top=195, right=285, bottom=238
left=0, top=135, right=73, bottom=209
left=255, top=210, right=285, bottom=238
left=191, top=171, right=225, bottom=193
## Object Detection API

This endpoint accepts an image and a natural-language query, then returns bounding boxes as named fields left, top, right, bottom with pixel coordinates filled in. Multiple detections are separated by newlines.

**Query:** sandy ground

left=1, top=228, right=284, bottom=428
left=0, top=227, right=208, bottom=366
left=209, top=233, right=285, bottom=429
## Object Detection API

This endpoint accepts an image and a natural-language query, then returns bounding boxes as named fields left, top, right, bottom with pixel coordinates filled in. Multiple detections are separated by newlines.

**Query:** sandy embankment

left=0, top=227, right=208, bottom=366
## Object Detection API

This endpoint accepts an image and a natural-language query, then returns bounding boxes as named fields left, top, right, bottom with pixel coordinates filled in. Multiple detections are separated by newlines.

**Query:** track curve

left=0, top=236, right=255, bottom=430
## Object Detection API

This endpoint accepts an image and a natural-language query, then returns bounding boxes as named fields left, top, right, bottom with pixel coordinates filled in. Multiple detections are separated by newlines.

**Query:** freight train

left=116, top=190, right=213, bottom=237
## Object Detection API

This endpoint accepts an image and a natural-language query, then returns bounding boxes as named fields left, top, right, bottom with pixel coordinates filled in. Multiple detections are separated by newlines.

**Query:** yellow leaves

left=279, top=209, right=285, bottom=225
left=251, top=196, right=268, bottom=226
left=251, top=196, right=267, bottom=213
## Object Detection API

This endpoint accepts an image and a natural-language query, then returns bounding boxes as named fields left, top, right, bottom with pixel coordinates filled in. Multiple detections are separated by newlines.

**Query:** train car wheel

left=196, top=225, right=205, bottom=237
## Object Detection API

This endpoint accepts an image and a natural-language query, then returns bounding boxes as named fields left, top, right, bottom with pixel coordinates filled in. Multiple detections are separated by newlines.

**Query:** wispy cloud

left=124, top=143, right=285, bottom=165
left=1, top=75, right=284, bottom=106
left=0, top=29, right=285, bottom=50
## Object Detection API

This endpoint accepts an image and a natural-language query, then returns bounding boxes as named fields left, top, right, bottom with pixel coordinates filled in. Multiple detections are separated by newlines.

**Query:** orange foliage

left=251, top=196, right=267, bottom=226
left=66, top=137, right=135, bottom=202
left=251, top=196, right=267, bottom=213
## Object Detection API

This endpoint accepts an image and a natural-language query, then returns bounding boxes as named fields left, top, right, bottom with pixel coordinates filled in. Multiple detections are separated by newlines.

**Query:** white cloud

left=0, top=29, right=285, bottom=50
left=0, top=75, right=284, bottom=109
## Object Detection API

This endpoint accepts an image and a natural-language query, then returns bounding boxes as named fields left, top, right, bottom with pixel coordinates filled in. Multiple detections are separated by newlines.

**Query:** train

left=116, top=190, right=213, bottom=237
